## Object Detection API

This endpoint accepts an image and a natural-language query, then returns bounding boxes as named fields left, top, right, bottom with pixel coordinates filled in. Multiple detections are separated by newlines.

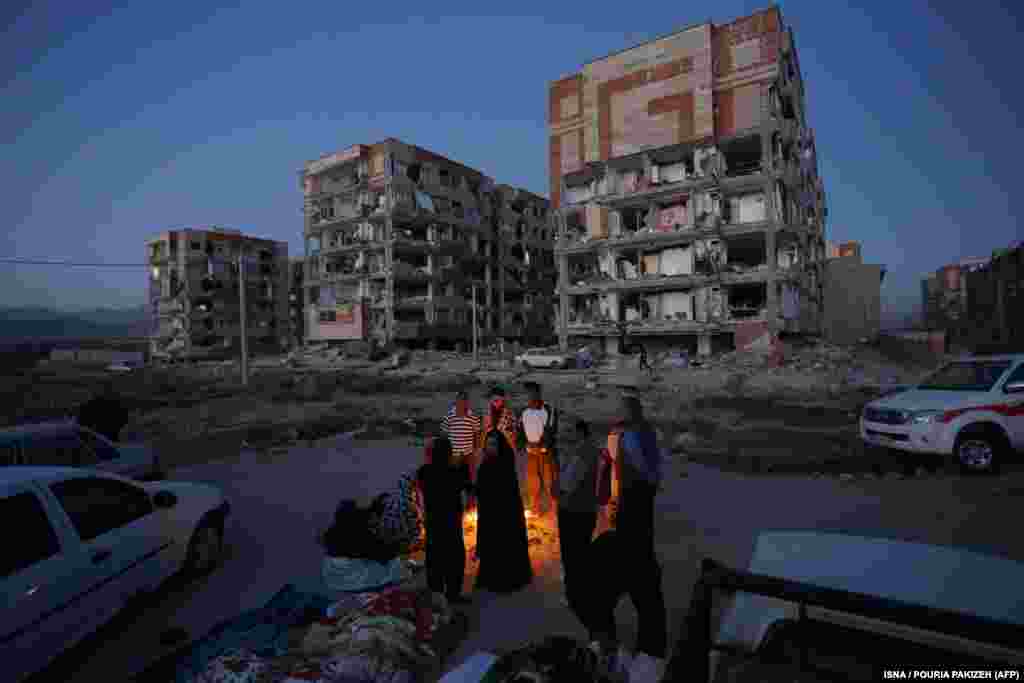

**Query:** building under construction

left=550, top=6, right=828, bottom=356
left=146, top=227, right=290, bottom=359
left=301, top=138, right=555, bottom=348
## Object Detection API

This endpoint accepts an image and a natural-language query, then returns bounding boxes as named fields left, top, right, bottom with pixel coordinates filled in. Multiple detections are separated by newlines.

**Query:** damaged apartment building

left=301, top=139, right=555, bottom=348
left=550, top=6, right=828, bottom=356
left=147, top=227, right=290, bottom=359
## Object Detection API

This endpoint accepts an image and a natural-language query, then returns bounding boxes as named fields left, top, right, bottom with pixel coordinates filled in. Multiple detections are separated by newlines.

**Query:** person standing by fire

left=440, top=390, right=482, bottom=509
left=517, top=381, right=559, bottom=517
left=482, top=386, right=516, bottom=452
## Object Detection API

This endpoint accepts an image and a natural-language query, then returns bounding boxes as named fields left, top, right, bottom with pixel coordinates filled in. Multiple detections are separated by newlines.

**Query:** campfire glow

left=462, top=509, right=534, bottom=526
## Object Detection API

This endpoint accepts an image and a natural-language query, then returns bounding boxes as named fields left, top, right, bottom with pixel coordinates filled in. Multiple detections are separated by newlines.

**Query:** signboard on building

left=306, top=145, right=367, bottom=176
left=313, top=303, right=366, bottom=340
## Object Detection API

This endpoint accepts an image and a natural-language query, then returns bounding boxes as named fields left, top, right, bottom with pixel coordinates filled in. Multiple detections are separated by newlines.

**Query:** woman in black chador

left=474, top=430, right=534, bottom=592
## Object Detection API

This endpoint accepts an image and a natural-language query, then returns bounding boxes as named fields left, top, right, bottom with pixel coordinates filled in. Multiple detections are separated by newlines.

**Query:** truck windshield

left=918, top=361, right=1011, bottom=392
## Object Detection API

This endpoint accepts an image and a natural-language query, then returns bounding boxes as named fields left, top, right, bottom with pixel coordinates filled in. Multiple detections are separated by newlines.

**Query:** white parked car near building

left=515, top=347, right=573, bottom=369
left=0, top=467, right=230, bottom=682
left=859, top=353, right=1024, bottom=473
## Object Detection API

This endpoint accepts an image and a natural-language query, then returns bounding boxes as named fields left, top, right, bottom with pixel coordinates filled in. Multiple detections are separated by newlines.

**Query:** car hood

left=116, top=443, right=154, bottom=458
left=868, top=389, right=993, bottom=412
left=144, top=480, right=226, bottom=513
left=716, top=531, right=1024, bottom=658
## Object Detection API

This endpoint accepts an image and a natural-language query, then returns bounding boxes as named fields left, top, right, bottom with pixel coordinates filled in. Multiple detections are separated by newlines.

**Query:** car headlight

left=909, top=410, right=942, bottom=425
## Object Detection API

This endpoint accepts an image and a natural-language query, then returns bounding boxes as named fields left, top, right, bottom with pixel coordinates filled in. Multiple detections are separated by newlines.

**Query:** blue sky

left=2, top=1, right=1021, bottom=320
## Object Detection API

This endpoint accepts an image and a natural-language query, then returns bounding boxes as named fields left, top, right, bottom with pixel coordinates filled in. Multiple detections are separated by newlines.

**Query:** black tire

left=184, top=517, right=224, bottom=577
left=953, top=427, right=1005, bottom=475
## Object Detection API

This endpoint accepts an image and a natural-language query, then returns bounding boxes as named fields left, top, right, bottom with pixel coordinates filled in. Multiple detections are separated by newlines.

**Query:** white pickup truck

left=860, top=353, right=1024, bottom=473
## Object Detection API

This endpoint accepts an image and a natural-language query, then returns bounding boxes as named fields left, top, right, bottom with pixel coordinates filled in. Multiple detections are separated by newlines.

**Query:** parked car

left=1, top=467, right=230, bottom=682
left=515, top=347, right=573, bottom=369
left=704, top=531, right=1024, bottom=681
left=859, top=353, right=1024, bottom=473
left=0, top=422, right=165, bottom=481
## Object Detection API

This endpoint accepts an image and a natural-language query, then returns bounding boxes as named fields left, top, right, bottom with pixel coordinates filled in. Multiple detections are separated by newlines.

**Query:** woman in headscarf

left=474, top=430, right=533, bottom=593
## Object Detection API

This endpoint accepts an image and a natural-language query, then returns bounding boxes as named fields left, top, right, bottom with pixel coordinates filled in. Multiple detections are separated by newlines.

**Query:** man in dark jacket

left=609, top=395, right=668, bottom=659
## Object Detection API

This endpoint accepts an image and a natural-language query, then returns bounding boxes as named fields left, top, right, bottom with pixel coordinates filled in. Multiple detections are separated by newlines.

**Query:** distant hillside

left=0, top=306, right=151, bottom=341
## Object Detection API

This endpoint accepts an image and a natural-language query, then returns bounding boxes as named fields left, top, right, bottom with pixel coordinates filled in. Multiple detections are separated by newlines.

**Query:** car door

left=0, top=483, right=96, bottom=682
left=999, top=362, right=1024, bottom=450
left=47, top=475, right=173, bottom=603
left=23, top=430, right=92, bottom=469
left=0, top=437, right=23, bottom=465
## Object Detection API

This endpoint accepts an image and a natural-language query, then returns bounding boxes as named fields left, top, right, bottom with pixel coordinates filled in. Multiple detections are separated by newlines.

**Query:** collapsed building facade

left=288, top=257, right=305, bottom=348
left=961, top=243, right=1023, bottom=352
left=550, top=6, right=828, bottom=356
left=301, top=138, right=555, bottom=348
left=147, top=227, right=290, bottom=359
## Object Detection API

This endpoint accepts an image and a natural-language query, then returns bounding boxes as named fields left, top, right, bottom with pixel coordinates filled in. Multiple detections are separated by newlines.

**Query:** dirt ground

left=0, top=339, right=967, bottom=480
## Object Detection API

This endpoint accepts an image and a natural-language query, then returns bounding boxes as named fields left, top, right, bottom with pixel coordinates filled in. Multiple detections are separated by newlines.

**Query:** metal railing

left=672, top=557, right=1024, bottom=682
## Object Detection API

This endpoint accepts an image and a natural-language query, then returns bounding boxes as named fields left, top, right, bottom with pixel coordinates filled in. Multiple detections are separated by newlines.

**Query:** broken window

left=726, top=193, right=767, bottom=224
left=618, top=207, right=648, bottom=236
left=567, top=253, right=602, bottom=285
left=724, top=235, right=766, bottom=272
left=728, top=283, right=767, bottom=319
left=721, top=136, right=762, bottom=177
left=656, top=199, right=690, bottom=232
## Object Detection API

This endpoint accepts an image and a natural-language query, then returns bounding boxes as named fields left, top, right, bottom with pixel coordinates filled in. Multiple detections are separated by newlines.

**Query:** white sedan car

left=515, top=348, right=573, bottom=369
left=1, top=467, right=230, bottom=682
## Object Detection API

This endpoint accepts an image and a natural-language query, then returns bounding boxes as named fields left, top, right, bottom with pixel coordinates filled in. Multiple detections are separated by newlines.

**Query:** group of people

left=417, top=382, right=669, bottom=661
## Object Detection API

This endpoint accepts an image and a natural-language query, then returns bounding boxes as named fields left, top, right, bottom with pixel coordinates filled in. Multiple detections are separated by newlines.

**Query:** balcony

left=391, top=238, right=433, bottom=253
left=557, top=219, right=780, bottom=255
left=394, top=296, right=430, bottom=311
left=392, top=264, right=433, bottom=283
left=321, top=267, right=385, bottom=283
left=321, top=237, right=381, bottom=254
left=393, top=321, right=422, bottom=339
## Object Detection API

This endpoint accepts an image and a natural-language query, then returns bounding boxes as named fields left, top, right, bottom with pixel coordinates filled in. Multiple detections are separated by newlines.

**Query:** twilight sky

left=2, top=1, right=1021, bottom=319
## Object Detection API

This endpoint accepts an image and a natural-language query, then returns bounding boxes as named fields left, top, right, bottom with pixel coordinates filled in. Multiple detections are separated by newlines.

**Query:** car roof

left=0, top=466, right=82, bottom=488
left=954, top=354, right=1024, bottom=363
left=0, top=421, right=76, bottom=440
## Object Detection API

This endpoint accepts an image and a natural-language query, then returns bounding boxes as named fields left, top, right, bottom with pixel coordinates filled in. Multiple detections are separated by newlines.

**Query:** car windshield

left=918, top=361, right=1012, bottom=392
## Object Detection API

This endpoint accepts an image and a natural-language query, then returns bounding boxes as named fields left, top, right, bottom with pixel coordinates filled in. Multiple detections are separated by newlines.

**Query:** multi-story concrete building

left=550, top=6, right=828, bottom=357
left=146, top=227, right=289, bottom=359
left=300, top=138, right=555, bottom=348
left=821, top=249, right=886, bottom=346
left=288, top=257, right=305, bottom=348
left=921, top=256, right=990, bottom=343
left=958, top=244, right=1022, bottom=352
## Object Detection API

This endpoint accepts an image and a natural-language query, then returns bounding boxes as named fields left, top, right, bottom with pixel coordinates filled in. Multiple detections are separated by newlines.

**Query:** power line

left=0, top=257, right=150, bottom=268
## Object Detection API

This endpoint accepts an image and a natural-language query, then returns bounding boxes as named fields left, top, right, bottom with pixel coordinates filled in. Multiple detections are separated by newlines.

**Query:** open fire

left=462, top=509, right=534, bottom=526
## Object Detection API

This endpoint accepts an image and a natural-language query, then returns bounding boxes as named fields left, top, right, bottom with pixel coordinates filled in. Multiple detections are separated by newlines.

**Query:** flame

left=462, top=509, right=534, bottom=525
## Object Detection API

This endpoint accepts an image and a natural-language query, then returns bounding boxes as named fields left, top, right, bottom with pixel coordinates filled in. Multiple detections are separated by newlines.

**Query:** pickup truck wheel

left=954, top=428, right=1005, bottom=475
left=185, top=518, right=224, bottom=577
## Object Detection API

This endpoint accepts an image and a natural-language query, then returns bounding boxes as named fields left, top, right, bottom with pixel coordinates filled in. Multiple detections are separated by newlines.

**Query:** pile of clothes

left=185, top=586, right=462, bottom=683
left=472, top=636, right=663, bottom=683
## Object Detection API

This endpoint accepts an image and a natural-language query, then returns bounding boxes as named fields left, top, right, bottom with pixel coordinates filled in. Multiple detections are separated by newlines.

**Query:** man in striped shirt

left=441, top=390, right=482, bottom=486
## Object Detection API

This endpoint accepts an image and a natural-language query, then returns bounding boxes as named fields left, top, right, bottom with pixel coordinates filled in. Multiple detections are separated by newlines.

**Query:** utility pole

left=472, top=283, right=479, bottom=361
left=238, top=252, right=249, bottom=386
